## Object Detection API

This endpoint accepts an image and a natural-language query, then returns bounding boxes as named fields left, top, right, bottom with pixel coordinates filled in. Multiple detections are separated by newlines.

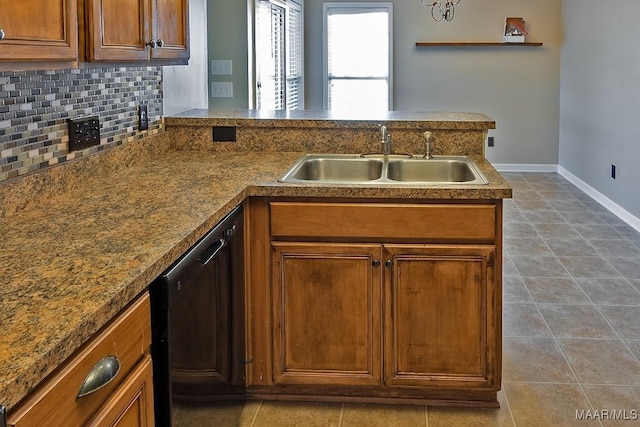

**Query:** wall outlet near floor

left=211, top=82, right=233, bottom=98
left=611, top=164, right=616, bottom=179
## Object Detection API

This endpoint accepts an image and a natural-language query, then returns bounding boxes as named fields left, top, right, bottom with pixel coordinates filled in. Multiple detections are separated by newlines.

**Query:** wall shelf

left=415, top=42, right=543, bottom=47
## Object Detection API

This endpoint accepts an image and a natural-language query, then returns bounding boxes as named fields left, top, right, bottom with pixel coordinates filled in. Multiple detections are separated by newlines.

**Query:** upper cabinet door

left=0, top=0, right=78, bottom=62
left=85, top=0, right=151, bottom=62
left=151, top=0, right=189, bottom=61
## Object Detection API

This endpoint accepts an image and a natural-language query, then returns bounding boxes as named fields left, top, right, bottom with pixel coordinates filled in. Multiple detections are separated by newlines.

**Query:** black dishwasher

left=150, top=205, right=245, bottom=427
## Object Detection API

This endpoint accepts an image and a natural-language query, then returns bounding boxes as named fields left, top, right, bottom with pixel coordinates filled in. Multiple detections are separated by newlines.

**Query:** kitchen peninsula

left=0, top=110, right=511, bottom=423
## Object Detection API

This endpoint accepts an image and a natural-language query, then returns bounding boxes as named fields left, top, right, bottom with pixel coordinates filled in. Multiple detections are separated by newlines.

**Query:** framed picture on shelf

left=504, top=17, right=527, bottom=43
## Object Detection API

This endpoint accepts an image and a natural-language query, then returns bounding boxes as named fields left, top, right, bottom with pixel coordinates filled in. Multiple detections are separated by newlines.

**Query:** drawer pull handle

left=77, top=356, right=121, bottom=398
left=0, top=28, right=5, bottom=40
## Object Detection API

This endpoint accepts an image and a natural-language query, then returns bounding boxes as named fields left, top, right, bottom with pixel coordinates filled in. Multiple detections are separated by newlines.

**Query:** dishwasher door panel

left=169, top=247, right=231, bottom=390
left=150, top=205, right=245, bottom=427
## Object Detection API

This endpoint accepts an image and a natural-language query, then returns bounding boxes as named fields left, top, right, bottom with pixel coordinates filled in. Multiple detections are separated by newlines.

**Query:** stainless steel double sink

left=278, top=154, right=489, bottom=185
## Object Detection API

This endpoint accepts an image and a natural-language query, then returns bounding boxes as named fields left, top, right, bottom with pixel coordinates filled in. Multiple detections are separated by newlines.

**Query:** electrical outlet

left=211, top=82, right=233, bottom=98
left=611, top=164, right=616, bottom=179
left=68, top=116, right=100, bottom=151
left=488, top=136, right=495, bottom=147
left=138, top=104, right=149, bottom=131
left=212, top=126, right=237, bottom=142
left=211, top=60, right=233, bottom=75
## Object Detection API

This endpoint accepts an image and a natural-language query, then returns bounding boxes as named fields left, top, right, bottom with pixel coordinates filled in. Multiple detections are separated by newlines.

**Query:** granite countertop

left=165, top=108, right=496, bottom=130
left=0, top=127, right=511, bottom=411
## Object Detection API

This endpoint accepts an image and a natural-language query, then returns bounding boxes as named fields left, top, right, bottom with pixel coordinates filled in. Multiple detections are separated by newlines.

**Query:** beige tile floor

left=173, top=173, right=640, bottom=426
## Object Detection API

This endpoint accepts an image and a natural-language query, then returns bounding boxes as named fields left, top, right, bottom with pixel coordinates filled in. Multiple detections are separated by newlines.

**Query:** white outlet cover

left=211, top=60, right=233, bottom=75
left=211, top=82, right=233, bottom=98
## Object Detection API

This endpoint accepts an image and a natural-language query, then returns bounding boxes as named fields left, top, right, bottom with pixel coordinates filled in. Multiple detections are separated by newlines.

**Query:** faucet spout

left=423, top=131, right=433, bottom=159
left=379, top=124, right=391, bottom=155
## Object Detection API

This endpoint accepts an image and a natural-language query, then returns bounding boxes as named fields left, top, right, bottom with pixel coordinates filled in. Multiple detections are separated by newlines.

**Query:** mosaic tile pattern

left=0, top=67, right=163, bottom=182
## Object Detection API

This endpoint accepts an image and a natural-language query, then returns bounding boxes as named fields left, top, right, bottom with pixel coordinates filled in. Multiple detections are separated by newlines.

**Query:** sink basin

left=278, top=154, right=488, bottom=185
left=282, top=155, right=383, bottom=183
left=386, top=158, right=488, bottom=184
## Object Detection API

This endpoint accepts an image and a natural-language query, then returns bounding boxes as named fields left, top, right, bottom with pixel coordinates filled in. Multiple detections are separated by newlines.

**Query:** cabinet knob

left=385, top=259, right=393, bottom=268
left=0, top=28, right=5, bottom=40
left=372, top=259, right=381, bottom=267
left=146, top=39, right=157, bottom=48
left=156, top=39, right=164, bottom=48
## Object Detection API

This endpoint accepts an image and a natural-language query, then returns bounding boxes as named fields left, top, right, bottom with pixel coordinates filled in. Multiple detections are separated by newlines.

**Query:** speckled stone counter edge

left=165, top=108, right=497, bottom=130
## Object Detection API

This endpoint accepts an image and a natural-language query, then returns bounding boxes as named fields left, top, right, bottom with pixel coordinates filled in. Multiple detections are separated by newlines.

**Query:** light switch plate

left=211, top=60, right=233, bottom=75
left=211, top=82, right=233, bottom=98
left=138, top=104, right=149, bottom=131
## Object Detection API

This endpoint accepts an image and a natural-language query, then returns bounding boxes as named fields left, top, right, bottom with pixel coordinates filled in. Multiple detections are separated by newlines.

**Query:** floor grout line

left=424, top=404, right=429, bottom=427
left=500, top=386, right=518, bottom=427
left=249, top=400, right=262, bottom=427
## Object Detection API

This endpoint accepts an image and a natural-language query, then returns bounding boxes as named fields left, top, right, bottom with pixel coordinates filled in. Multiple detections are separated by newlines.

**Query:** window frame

left=254, top=0, right=305, bottom=110
left=322, top=2, right=394, bottom=111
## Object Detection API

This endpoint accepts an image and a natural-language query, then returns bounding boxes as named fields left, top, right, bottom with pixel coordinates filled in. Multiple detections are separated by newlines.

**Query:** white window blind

left=286, top=1, right=303, bottom=110
left=323, top=3, right=393, bottom=113
left=255, top=0, right=304, bottom=110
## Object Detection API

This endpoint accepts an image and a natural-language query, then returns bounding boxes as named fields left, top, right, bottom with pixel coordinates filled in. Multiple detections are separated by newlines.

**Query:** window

left=323, top=2, right=393, bottom=113
left=255, top=0, right=304, bottom=110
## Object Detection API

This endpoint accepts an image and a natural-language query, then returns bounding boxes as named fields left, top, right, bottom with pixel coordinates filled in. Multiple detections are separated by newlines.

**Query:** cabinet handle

left=0, top=28, right=5, bottom=40
left=77, top=356, right=121, bottom=398
left=146, top=39, right=157, bottom=48
left=385, top=259, right=393, bottom=268
left=156, top=39, right=164, bottom=48
left=372, top=259, right=381, bottom=267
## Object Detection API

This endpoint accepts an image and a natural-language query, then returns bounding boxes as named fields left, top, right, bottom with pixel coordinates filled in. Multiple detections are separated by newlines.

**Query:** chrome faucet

left=379, top=124, right=392, bottom=155
left=360, top=124, right=412, bottom=158
left=423, top=131, right=433, bottom=159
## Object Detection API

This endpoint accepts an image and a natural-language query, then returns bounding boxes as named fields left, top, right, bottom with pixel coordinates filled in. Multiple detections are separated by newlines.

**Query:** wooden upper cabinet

left=84, top=0, right=151, bottom=61
left=151, top=0, right=189, bottom=60
left=84, top=0, right=189, bottom=63
left=0, top=0, right=78, bottom=63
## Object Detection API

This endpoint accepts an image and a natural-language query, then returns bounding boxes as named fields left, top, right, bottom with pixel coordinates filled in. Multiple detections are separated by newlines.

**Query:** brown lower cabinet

left=7, top=293, right=154, bottom=427
left=272, top=242, right=383, bottom=387
left=247, top=198, right=502, bottom=406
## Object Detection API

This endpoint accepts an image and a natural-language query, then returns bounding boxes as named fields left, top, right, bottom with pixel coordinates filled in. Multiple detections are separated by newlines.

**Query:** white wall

left=164, top=0, right=209, bottom=115
left=304, top=0, right=562, bottom=165
left=207, top=0, right=250, bottom=109
left=560, top=0, right=640, bottom=220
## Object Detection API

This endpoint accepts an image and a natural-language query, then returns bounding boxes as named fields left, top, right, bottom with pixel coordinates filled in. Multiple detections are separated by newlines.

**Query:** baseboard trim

left=491, top=162, right=640, bottom=233
left=557, top=166, right=640, bottom=233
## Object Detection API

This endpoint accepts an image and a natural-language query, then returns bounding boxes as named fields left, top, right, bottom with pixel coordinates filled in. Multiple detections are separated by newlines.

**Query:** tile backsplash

left=0, top=66, right=163, bottom=182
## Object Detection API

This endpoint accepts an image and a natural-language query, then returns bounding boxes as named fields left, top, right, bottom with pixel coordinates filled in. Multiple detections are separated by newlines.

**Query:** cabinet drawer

left=87, top=355, right=155, bottom=426
left=8, top=293, right=152, bottom=427
left=270, top=202, right=496, bottom=241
